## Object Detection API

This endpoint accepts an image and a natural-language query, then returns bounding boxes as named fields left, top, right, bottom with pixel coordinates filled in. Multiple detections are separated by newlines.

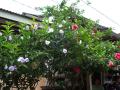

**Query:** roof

left=22, top=12, right=43, bottom=21
left=0, top=8, right=30, bottom=19
left=0, top=8, right=42, bottom=22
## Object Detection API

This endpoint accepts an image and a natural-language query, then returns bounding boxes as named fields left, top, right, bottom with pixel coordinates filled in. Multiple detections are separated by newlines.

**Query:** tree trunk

left=82, top=72, right=92, bottom=90
left=86, top=73, right=92, bottom=90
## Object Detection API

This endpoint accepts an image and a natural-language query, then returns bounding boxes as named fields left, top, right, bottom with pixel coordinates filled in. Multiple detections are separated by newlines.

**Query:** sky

left=0, top=0, right=120, bottom=33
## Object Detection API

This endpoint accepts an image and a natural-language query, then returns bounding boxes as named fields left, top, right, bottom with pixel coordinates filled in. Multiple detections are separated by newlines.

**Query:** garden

left=0, top=0, right=120, bottom=90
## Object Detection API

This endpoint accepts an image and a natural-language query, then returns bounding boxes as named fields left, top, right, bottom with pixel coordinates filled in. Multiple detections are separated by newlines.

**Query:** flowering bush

left=0, top=22, right=48, bottom=89
left=0, top=0, right=120, bottom=90
left=40, top=0, right=119, bottom=89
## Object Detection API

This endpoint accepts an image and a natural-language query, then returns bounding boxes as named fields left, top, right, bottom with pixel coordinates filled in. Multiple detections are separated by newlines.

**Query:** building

left=0, top=8, right=42, bottom=25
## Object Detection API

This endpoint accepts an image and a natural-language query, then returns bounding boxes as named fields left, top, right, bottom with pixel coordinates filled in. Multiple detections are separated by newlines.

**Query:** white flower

left=65, top=7, right=68, bottom=10
left=62, top=20, right=66, bottom=24
left=27, top=51, right=29, bottom=53
left=8, top=65, right=17, bottom=71
left=24, top=58, right=29, bottom=63
left=25, top=25, right=29, bottom=30
left=17, top=57, right=24, bottom=62
left=58, top=24, right=63, bottom=28
left=86, top=45, right=89, bottom=48
left=45, top=62, right=49, bottom=68
left=61, top=9, right=64, bottom=11
left=59, top=30, right=64, bottom=34
left=0, top=32, right=2, bottom=36
left=68, top=26, right=71, bottom=29
left=8, top=36, right=12, bottom=41
left=20, top=36, right=24, bottom=40
left=48, top=28, right=54, bottom=33
left=17, top=57, right=29, bottom=63
left=48, top=16, right=54, bottom=23
left=91, top=32, right=95, bottom=35
left=79, top=40, right=82, bottom=45
left=45, top=19, right=49, bottom=23
left=45, top=40, right=50, bottom=45
left=4, top=65, right=8, bottom=70
left=63, top=48, right=67, bottom=54
left=34, top=24, right=38, bottom=30
left=28, top=36, right=31, bottom=39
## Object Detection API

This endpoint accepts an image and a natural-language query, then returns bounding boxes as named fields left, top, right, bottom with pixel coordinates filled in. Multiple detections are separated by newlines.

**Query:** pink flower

left=115, top=53, right=120, bottom=60
left=72, top=66, right=80, bottom=73
left=108, top=61, right=114, bottom=68
left=71, top=24, right=79, bottom=31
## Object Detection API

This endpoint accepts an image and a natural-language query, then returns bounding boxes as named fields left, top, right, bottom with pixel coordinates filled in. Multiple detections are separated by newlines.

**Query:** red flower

left=71, top=24, right=79, bottom=31
left=72, top=66, right=80, bottom=73
left=108, top=61, right=114, bottom=68
left=115, top=53, right=120, bottom=60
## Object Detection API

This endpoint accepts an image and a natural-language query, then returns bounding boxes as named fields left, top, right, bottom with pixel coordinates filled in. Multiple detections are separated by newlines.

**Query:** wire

left=81, top=0, right=120, bottom=27
left=51, top=0, right=60, bottom=5
left=12, top=0, right=120, bottom=28
left=11, top=0, right=39, bottom=11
